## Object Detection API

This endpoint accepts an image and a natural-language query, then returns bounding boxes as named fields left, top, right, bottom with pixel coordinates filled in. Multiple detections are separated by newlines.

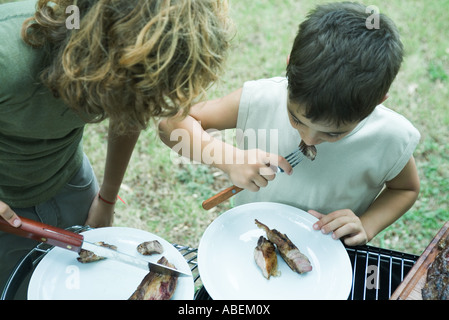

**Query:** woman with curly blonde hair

left=0, top=0, right=231, bottom=297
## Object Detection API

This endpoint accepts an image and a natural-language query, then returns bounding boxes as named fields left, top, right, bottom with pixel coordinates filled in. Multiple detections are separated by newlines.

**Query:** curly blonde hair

left=22, top=0, right=232, bottom=133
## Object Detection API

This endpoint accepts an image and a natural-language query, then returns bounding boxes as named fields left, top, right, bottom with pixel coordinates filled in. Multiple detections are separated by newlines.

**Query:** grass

left=2, top=0, right=449, bottom=255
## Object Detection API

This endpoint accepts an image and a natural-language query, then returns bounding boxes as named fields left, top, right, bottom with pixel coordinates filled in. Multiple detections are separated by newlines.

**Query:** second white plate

left=198, top=202, right=352, bottom=300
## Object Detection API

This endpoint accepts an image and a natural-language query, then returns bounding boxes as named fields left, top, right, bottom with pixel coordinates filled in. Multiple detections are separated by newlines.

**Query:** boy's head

left=286, top=2, right=403, bottom=128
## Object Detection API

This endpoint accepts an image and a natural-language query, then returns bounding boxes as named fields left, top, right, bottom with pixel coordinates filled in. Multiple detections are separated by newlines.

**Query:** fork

left=201, top=147, right=306, bottom=210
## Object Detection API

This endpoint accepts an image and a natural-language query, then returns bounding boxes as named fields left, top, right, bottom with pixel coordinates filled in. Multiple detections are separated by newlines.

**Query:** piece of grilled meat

left=137, top=240, right=164, bottom=256
left=254, top=236, right=280, bottom=279
left=299, top=140, right=317, bottom=161
left=255, top=219, right=312, bottom=274
left=129, top=256, right=178, bottom=300
left=77, top=242, right=117, bottom=263
left=422, top=238, right=449, bottom=300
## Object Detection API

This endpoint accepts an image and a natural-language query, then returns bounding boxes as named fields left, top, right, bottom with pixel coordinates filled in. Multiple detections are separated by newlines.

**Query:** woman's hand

left=0, top=201, right=21, bottom=227
left=84, top=195, right=115, bottom=228
left=309, top=209, right=368, bottom=246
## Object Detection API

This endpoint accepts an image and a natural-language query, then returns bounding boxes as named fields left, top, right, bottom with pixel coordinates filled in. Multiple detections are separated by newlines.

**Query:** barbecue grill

left=1, top=225, right=419, bottom=300
left=193, top=245, right=419, bottom=300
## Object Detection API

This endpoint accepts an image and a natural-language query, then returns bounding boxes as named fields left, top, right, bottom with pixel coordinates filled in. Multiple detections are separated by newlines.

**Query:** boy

left=159, top=2, right=420, bottom=246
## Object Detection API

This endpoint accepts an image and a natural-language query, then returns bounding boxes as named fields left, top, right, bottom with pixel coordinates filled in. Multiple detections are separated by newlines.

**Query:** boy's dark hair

left=286, top=2, right=403, bottom=126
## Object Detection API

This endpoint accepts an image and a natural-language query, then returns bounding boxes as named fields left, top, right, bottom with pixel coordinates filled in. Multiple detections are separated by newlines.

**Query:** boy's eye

left=326, top=132, right=342, bottom=138
left=292, top=117, right=302, bottom=126
left=289, top=112, right=303, bottom=126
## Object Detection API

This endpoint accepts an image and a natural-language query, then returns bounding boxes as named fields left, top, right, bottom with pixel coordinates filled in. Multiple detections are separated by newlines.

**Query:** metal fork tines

left=277, top=147, right=305, bottom=173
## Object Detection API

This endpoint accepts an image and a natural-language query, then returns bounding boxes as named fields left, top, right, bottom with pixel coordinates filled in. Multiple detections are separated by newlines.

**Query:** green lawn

left=2, top=0, right=448, bottom=255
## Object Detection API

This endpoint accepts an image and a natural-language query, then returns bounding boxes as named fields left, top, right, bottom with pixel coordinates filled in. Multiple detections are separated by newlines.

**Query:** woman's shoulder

left=0, top=1, right=46, bottom=99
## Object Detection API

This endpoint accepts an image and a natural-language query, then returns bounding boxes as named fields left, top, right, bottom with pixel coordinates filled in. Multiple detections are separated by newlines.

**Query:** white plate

left=28, top=227, right=194, bottom=300
left=198, top=202, right=352, bottom=300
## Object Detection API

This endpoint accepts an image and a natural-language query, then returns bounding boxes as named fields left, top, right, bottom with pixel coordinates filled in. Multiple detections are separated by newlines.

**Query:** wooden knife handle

left=0, top=216, right=83, bottom=252
left=202, top=185, right=244, bottom=210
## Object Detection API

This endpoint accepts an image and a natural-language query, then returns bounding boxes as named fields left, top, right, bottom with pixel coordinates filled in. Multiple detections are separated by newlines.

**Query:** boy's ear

left=380, top=93, right=389, bottom=104
left=287, top=54, right=290, bottom=65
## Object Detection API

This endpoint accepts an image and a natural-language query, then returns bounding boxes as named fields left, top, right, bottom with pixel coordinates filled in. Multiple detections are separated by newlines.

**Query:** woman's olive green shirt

left=0, top=0, right=86, bottom=208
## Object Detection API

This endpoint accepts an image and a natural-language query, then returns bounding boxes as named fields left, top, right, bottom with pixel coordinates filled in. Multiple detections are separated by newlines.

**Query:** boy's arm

left=159, top=88, right=242, bottom=164
left=360, top=156, right=420, bottom=242
left=159, top=88, right=293, bottom=191
left=190, top=88, right=243, bottom=130
left=311, top=156, right=420, bottom=246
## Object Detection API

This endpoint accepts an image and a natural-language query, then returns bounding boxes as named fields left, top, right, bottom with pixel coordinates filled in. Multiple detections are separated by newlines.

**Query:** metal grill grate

left=345, top=245, right=419, bottom=300
left=172, top=244, right=201, bottom=289
left=194, top=245, right=420, bottom=300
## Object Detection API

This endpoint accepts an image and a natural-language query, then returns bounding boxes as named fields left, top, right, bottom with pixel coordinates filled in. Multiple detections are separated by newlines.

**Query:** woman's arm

left=85, top=122, right=141, bottom=227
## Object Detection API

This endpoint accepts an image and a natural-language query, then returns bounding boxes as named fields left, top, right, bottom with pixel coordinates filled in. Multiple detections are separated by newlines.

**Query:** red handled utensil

left=0, top=216, right=83, bottom=251
left=202, top=185, right=243, bottom=210
left=0, top=216, right=190, bottom=277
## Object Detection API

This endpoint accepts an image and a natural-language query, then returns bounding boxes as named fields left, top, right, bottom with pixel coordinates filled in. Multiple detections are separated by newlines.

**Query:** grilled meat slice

left=422, top=276, right=449, bottom=300
left=255, top=219, right=312, bottom=274
left=299, top=140, right=317, bottom=161
left=77, top=249, right=104, bottom=263
left=77, top=242, right=117, bottom=263
left=422, top=238, right=449, bottom=300
left=254, top=236, right=280, bottom=279
left=129, top=256, right=178, bottom=300
left=137, top=240, right=164, bottom=256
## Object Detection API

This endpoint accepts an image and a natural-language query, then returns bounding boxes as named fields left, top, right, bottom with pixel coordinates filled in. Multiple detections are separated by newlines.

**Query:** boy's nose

left=300, top=130, right=321, bottom=146
left=302, top=137, right=320, bottom=146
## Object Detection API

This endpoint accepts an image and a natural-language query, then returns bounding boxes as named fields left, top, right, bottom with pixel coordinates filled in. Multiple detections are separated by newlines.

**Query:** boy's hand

left=0, top=201, right=22, bottom=227
left=226, top=149, right=293, bottom=192
left=308, top=209, right=368, bottom=246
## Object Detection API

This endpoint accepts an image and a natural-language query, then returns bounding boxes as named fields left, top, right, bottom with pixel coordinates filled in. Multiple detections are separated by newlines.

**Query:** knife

left=0, top=216, right=190, bottom=277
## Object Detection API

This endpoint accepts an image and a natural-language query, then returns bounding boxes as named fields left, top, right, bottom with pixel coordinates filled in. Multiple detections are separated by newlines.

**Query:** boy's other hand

left=0, top=201, right=22, bottom=227
left=308, top=209, right=368, bottom=246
